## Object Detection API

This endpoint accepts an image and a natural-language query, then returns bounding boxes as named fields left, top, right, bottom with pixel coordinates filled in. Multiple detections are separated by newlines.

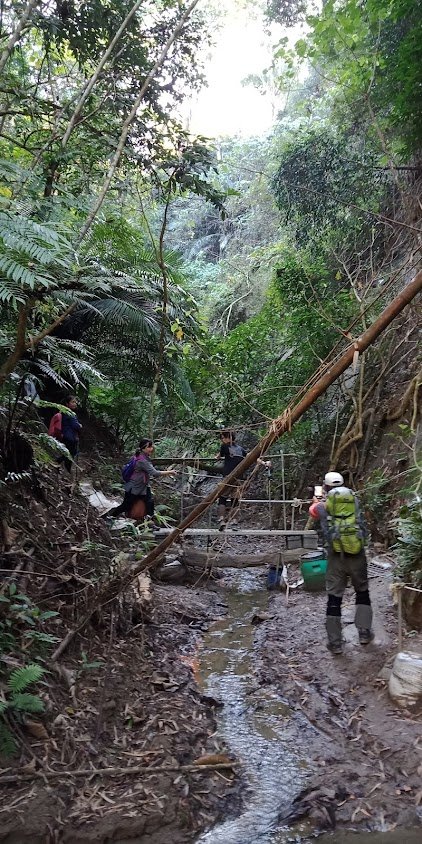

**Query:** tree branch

left=76, top=0, right=201, bottom=245
left=0, top=302, right=76, bottom=387
left=0, top=0, right=40, bottom=75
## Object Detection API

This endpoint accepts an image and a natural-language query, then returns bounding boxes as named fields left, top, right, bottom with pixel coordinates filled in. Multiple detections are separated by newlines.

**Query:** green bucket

left=300, top=551, right=327, bottom=592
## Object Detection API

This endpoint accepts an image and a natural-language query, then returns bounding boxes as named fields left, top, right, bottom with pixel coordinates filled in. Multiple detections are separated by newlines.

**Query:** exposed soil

left=0, top=579, right=240, bottom=843
left=254, top=558, right=422, bottom=836
left=0, top=474, right=239, bottom=843
left=1, top=457, right=421, bottom=842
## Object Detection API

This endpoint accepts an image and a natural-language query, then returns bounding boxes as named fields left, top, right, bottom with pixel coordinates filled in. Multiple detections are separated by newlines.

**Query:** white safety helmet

left=324, top=471, right=344, bottom=487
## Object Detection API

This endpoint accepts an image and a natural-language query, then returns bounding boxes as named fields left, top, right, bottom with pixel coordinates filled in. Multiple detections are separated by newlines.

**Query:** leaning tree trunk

left=52, top=270, right=422, bottom=661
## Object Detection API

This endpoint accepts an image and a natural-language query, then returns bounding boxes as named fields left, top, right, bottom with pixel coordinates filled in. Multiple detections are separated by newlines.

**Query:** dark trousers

left=326, top=548, right=371, bottom=618
left=59, top=439, right=78, bottom=472
left=218, top=479, right=242, bottom=511
left=108, top=488, right=154, bottom=518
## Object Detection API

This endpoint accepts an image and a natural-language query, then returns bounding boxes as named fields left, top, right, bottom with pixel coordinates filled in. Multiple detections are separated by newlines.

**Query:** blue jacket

left=61, top=412, right=82, bottom=444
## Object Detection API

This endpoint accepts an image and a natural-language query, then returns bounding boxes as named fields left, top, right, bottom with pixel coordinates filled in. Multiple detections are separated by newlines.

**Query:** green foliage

left=272, top=129, right=384, bottom=248
left=182, top=245, right=359, bottom=439
left=361, top=468, right=390, bottom=518
left=264, top=0, right=307, bottom=26
left=78, top=651, right=105, bottom=675
left=89, top=382, right=149, bottom=448
left=8, top=664, right=45, bottom=694
left=0, top=586, right=59, bottom=655
left=293, top=0, right=422, bottom=155
left=0, top=664, right=46, bottom=755
left=394, top=500, right=422, bottom=587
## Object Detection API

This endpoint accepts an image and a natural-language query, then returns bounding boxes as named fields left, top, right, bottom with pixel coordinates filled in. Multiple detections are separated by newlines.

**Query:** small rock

left=251, top=611, right=271, bottom=625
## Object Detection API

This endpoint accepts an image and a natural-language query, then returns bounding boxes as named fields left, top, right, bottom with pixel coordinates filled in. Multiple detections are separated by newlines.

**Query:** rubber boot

left=326, top=616, right=343, bottom=654
left=217, top=504, right=227, bottom=530
left=355, top=604, right=374, bottom=644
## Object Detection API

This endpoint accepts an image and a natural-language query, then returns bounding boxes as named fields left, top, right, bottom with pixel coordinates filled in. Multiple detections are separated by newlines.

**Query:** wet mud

left=193, top=557, right=421, bottom=843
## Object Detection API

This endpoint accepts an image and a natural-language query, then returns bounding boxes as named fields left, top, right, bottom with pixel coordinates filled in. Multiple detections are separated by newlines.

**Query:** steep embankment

left=0, top=470, right=238, bottom=843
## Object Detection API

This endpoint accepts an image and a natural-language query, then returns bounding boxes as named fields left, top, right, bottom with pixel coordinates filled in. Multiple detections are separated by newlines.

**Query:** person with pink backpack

left=49, top=395, right=82, bottom=472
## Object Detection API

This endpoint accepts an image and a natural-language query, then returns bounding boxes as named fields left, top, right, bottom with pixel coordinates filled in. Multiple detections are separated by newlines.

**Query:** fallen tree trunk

left=52, top=270, right=422, bottom=661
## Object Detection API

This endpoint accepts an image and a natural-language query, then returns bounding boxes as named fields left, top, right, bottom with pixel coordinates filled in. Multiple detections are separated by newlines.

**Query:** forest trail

left=0, top=464, right=421, bottom=843
left=75, top=472, right=421, bottom=842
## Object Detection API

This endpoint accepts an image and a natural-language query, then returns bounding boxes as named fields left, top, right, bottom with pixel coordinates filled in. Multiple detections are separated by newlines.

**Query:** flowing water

left=196, top=569, right=312, bottom=844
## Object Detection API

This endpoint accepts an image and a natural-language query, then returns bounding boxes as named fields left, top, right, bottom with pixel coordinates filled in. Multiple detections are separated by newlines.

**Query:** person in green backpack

left=313, top=471, right=373, bottom=655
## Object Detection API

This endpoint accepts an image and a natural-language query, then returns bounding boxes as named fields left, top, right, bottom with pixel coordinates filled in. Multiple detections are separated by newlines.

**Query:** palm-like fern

left=0, top=664, right=46, bottom=755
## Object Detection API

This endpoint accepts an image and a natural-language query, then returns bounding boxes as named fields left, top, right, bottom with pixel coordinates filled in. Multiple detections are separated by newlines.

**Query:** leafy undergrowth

left=0, top=469, right=236, bottom=842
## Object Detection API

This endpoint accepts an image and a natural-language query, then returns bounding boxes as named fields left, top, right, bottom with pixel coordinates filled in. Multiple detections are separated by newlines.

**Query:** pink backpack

left=48, top=412, right=62, bottom=440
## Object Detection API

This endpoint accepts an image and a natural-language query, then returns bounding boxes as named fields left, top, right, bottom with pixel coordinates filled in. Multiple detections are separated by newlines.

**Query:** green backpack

left=326, top=488, right=363, bottom=555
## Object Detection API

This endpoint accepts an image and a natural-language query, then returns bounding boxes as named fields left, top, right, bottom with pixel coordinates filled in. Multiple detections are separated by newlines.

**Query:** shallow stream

left=196, top=568, right=311, bottom=844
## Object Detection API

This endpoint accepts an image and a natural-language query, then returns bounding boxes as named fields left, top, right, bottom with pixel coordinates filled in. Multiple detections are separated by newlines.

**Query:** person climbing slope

left=216, top=430, right=271, bottom=529
left=309, top=471, right=373, bottom=655
left=104, top=438, right=177, bottom=523
left=49, top=395, right=82, bottom=473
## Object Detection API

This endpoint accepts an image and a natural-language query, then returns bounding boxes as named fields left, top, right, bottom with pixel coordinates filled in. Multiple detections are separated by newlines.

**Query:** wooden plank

left=182, top=548, right=307, bottom=569
left=238, top=499, right=312, bottom=505
left=155, top=528, right=317, bottom=537
left=152, top=454, right=301, bottom=464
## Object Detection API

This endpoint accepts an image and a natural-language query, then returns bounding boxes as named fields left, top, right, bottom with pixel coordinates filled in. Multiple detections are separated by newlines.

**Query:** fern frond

left=10, top=693, right=44, bottom=713
left=8, top=663, right=45, bottom=693
left=36, top=433, right=72, bottom=456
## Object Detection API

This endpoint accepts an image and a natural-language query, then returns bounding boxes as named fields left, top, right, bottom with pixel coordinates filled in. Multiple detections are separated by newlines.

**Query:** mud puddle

left=196, top=569, right=312, bottom=844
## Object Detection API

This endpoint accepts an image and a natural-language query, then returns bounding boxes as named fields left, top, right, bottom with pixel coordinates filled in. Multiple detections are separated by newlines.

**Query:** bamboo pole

left=52, top=271, right=422, bottom=661
left=397, top=585, right=403, bottom=652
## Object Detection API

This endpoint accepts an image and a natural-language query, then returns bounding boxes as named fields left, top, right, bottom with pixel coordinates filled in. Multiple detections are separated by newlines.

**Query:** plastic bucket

left=300, top=551, right=327, bottom=591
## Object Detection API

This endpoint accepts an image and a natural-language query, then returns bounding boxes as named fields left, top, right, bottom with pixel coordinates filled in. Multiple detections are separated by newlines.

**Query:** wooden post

left=397, top=585, right=403, bottom=652
left=268, top=472, right=272, bottom=529
left=281, top=451, right=287, bottom=531
left=180, top=460, right=185, bottom=522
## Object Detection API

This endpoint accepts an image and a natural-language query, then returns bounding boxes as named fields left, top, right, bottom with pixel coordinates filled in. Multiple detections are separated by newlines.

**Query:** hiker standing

left=310, top=471, right=373, bottom=655
left=216, top=431, right=271, bottom=528
left=49, top=395, right=82, bottom=473
left=105, top=438, right=176, bottom=521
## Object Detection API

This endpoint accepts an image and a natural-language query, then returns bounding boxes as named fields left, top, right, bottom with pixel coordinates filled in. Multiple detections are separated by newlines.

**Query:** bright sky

left=185, top=3, right=280, bottom=138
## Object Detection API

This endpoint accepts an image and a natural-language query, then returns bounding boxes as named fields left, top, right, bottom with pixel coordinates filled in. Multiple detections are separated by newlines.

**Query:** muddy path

left=193, top=553, right=421, bottom=842
left=1, top=467, right=420, bottom=843
left=196, top=568, right=312, bottom=844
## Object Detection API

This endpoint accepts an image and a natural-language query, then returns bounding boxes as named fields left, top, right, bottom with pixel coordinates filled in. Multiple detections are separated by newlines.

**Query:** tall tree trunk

left=0, top=303, right=76, bottom=387
left=61, top=0, right=145, bottom=148
left=146, top=186, right=173, bottom=438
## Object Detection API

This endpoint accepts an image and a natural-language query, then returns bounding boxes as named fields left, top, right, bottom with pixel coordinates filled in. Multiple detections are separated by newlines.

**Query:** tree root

left=386, top=366, right=422, bottom=431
